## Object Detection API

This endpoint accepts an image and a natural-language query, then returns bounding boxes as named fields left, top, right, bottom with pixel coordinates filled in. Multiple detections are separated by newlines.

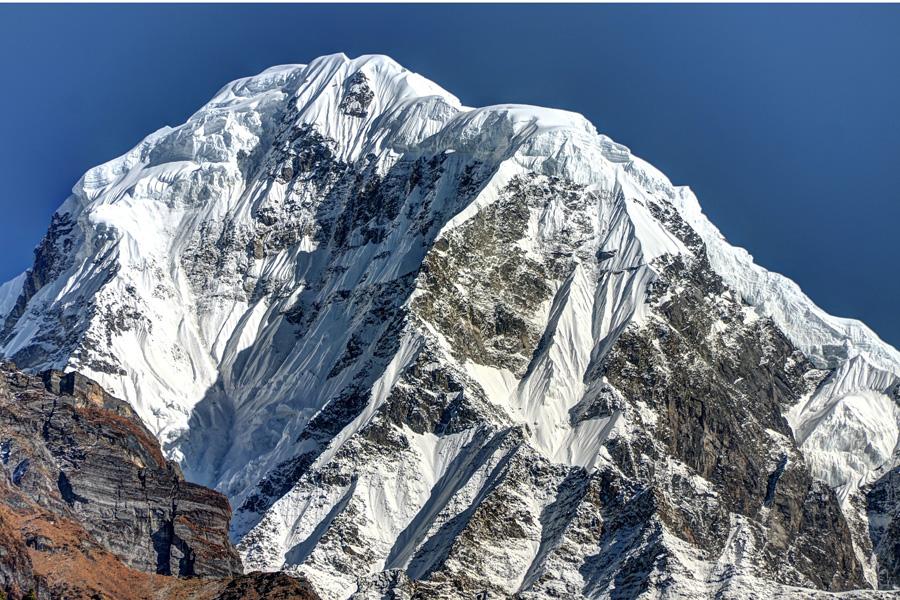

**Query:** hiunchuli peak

left=2, top=53, right=899, bottom=599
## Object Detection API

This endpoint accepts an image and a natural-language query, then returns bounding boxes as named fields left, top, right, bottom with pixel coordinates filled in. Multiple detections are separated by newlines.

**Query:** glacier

left=2, top=53, right=899, bottom=598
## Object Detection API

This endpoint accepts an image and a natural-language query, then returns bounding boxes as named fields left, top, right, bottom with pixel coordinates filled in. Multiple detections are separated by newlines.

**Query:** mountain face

left=2, top=53, right=899, bottom=599
left=0, top=361, right=319, bottom=600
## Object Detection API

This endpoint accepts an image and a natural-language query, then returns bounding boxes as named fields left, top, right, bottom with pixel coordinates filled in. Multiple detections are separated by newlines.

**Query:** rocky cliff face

left=0, top=362, right=242, bottom=580
left=1, top=53, right=899, bottom=599
left=0, top=362, right=318, bottom=599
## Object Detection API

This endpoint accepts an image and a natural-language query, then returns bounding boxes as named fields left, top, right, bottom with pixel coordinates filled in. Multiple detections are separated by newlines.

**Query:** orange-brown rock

left=0, top=362, right=320, bottom=600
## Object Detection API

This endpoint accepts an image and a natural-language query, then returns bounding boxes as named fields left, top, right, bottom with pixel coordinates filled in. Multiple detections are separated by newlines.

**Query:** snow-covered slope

left=2, top=53, right=899, bottom=598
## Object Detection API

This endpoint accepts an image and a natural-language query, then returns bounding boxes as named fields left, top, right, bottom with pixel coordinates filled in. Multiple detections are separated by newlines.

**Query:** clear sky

left=1, top=4, right=898, bottom=347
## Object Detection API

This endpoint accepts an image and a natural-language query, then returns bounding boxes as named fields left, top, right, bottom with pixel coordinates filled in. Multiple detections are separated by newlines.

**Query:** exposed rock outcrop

left=0, top=362, right=319, bottom=599
left=0, top=363, right=242, bottom=579
left=867, top=467, right=900, bottom=588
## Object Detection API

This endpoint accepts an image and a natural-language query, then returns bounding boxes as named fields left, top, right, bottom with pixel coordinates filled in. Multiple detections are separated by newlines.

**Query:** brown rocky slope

left=0, top=361, right=318, bottom=600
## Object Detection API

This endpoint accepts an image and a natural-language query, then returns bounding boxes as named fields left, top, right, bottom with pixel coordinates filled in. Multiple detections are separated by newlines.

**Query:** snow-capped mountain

left=2, top=53, right=899, bottom=598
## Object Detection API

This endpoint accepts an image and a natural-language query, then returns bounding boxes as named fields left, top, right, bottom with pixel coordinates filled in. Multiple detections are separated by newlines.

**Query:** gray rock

left=0, top=362, right=242, bottom=580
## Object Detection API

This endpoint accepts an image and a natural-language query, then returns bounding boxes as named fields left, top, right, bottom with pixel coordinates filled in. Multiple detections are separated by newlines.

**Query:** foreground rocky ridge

left=1, top=53, right=899, bottom=598
left=0, top=362, right=318, bottom=599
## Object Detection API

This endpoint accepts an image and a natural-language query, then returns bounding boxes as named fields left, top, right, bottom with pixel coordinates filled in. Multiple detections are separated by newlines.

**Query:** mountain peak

left=2, top=54, right=899, bottom=598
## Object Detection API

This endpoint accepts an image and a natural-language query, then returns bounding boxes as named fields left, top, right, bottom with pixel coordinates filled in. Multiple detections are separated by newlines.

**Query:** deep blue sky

left=1, top=5, right=898, bottom=347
